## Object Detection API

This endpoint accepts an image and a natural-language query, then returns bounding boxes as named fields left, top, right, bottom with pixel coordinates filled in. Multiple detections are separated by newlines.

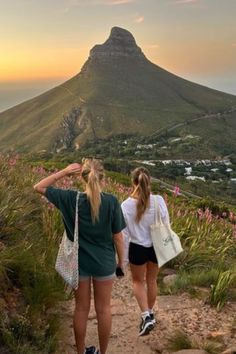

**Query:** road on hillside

left=145, top=106, right=236, bottom=140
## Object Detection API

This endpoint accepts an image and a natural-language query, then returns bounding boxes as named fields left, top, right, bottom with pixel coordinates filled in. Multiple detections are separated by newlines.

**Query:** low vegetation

left=0, top=154, right=236, bottom=352
left=0, top=155, right=65, bottom=353
left=167, top=330, right=223, bottom=353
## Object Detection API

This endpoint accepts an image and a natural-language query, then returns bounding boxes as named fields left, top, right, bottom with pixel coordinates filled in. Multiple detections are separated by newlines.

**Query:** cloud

left=134, top=15, right=144, bottom=24
left=172, top=0, right=198, bottom=4
left=68, top=0, right=136, bottom=5
left=99, top=0, right=135, bottom=4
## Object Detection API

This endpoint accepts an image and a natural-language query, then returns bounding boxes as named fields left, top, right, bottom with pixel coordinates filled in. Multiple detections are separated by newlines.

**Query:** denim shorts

left=79, top=273, right=116, bottom=282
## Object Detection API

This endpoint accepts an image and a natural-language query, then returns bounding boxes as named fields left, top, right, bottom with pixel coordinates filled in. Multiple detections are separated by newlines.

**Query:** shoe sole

left=139, top=322, right=154, bottom=336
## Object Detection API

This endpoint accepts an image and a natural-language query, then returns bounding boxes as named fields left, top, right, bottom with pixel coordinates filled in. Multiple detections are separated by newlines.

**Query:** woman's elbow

left=113, top=231, right=123, bottom=239
left=33, top=184, right=45, bottom=195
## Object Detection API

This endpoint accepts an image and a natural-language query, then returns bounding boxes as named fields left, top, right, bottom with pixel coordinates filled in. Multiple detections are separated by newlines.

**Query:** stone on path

left=163, top=274, right=178, bottom=287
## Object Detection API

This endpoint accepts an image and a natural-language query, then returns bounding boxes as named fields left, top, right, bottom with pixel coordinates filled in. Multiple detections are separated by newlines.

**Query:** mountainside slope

left=0, top=27, right=236, bottom=153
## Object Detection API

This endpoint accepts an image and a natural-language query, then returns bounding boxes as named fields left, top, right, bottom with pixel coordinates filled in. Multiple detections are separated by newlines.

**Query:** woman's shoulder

left=150, top=194, right=165, bottom=203
left=46, top=186, right=77, bottom=196
left=121, top=197, right=135, bottom=208
left=102, top=192, right=119, bottom=203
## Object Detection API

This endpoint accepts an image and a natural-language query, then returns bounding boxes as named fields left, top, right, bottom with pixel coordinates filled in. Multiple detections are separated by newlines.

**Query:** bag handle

left=74, top=192, right=80, bottom=244
left=154, top=195, right=163, bottom=225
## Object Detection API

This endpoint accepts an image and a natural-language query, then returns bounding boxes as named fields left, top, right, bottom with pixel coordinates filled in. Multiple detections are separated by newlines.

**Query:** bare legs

left=146, top=262, right=160, bottom=310
left=74, top=279, right=91, bottom=354
left=130, top=263, right=148, bottom=311
left=93, top=279, right=113, bottom=354
left=73, top=278, right=113, bottom=354
left=130, top=262, right=159, bottom=312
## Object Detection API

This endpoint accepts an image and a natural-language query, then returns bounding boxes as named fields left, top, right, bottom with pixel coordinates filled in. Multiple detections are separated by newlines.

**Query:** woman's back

left=45, top=187, right=125, bottom=277
left=121, top=194, right=169, bottom=247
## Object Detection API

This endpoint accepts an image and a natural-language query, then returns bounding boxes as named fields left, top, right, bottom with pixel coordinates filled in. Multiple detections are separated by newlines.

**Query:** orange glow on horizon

left=0, top=47, right=89, bottom=82
left=1, top=39, right=236, bottom=82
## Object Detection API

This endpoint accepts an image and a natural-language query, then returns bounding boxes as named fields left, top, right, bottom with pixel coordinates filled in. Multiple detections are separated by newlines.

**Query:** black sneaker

left=139, top=316, right=154, bottom=336
left=149, top=313, right=156, bottom=325
left=85, top=346, right=98, bottom=354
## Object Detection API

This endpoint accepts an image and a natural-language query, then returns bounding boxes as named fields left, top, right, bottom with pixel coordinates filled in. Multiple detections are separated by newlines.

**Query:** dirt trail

left=56, top=271, right=236, bottom=354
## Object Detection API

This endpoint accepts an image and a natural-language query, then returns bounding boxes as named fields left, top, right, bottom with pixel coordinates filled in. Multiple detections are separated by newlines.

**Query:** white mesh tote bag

left=55, top=192, right=80, bottom=289
left=150, top=196, right=183, bottom=267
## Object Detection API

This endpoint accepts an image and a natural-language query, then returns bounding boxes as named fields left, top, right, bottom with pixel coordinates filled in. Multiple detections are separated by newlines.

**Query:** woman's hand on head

left=63, top=163, right=82, bottom=176
left=34, top=163, right=81, bottom=195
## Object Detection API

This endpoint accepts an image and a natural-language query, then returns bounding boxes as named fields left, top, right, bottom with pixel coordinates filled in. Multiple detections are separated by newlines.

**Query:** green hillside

left=0, top=27, right=236, bottom=154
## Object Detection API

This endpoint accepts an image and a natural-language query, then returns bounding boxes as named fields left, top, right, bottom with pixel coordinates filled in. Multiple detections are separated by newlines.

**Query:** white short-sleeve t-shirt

left=121, top=194, right=169, bottom=248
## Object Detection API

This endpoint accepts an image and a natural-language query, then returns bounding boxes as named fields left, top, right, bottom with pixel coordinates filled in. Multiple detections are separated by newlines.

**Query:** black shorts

left=129, top=242, right=158, bottom=266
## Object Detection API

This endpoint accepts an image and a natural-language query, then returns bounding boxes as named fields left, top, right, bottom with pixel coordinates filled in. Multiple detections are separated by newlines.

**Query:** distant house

left=184, top=167, right=192, bottom=175
left=141, top=160, right=156, bottom=166
left=186, top=176, right=206, bottom=182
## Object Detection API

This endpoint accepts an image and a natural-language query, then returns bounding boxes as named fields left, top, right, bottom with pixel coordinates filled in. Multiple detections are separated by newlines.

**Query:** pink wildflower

left=8, top=154, right=20, bottom=166
left=9, top=158, right=17, bottom=166
left=229, top=212, right=235, bottom=222
left=197, top=208, right=204, bottom=220
left=33, top=166, right=46, bottom=175
left=173, top=185, right=180, bottom=197
left=233, top=225, right=236, bottom=240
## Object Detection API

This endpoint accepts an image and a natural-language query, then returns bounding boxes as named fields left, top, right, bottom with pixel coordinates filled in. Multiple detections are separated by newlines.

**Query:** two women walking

left=34, top=160, right=170, bottom=354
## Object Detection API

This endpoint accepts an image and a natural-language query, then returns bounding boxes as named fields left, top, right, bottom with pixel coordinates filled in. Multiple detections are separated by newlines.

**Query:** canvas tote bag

left=150, top=196, right=183, bottom=267
left=55, top=192, right=80, bottom=289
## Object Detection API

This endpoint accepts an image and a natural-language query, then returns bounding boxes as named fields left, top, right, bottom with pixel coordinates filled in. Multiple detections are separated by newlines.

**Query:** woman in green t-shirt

left=34, top=159, right=125, bottom=354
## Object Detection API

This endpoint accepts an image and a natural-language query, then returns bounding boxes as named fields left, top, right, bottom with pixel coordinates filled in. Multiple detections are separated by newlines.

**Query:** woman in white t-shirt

left=121, top=167, right=169, bottom=336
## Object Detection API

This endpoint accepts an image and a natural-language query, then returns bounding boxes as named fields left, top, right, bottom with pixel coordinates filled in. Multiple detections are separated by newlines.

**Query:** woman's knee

left=95, top=303, right=111, bottom=316
left=132, top=276, right=145, bottom=286
left=74, top=302, right=90, bottom=314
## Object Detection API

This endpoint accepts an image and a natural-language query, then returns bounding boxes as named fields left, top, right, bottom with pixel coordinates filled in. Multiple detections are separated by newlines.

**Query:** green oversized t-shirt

left=45, top=187, right=126, bottom=277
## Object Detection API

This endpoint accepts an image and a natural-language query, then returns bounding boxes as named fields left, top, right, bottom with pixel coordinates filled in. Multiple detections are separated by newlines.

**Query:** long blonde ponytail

left=81, top=158, right=104, bottom=223
left=131, top=167, right=151, bottom=222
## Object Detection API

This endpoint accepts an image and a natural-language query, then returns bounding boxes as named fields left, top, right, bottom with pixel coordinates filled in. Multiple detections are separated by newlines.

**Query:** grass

left=1, top=155, right=236, bottom=352
left=167, top=330, right=223, bottom=354
left=167, top=330, right=193, bottom=351
left=209, top=270, right=236, bottom=310
left=161, top=268, right=220, bottom=296
left=0, top=156, right=65, bottom=353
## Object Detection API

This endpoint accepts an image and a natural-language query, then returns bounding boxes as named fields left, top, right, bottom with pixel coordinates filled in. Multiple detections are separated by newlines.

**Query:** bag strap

left=154, top=195, right=162, bottom=225
left=74, top=192, right=80, bottom=245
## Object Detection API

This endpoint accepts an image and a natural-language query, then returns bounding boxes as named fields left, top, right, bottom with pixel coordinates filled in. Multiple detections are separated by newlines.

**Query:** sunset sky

left=0, top=0, right=236, bottom=111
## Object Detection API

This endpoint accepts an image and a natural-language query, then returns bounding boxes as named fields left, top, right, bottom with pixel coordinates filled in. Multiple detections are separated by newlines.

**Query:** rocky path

left=56, top=271, right=236, bottom=354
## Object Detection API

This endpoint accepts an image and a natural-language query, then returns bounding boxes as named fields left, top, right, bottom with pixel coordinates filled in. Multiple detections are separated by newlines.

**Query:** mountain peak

left=89, top=26, right=146, bottom=61
left=109, top=26, right=137, bottom=44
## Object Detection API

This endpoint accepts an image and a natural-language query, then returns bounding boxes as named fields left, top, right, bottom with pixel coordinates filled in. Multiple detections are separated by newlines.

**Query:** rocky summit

left=0, top=27, right=236, bottom=154
left=89, top=27, right=146, bottom=61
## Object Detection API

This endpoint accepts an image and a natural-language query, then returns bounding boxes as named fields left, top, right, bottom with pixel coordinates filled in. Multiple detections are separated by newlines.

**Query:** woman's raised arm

left=33, top=163, right=81, bottom=195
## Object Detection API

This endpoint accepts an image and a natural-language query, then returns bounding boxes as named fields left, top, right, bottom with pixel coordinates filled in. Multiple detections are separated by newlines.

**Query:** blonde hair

left=81, top=158, right=104, bottom=223
left=131, top=167, right=151, bottom=222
